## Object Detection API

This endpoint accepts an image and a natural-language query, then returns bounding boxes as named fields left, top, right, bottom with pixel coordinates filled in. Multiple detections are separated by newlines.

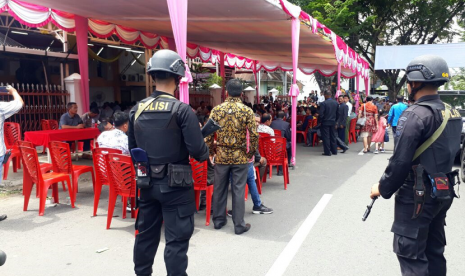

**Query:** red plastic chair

left=19, top=145, right=74, bottom=216
left=311, top=119, right=320, bottom=147
left=262, top=137, right=289, bottom=190
left=3, top=122, right=22, bottom=180
left=48, top=120, right=59, bottom=130
left=296, top=118, right=312, bottom=143
left=349, top=118, right=358, bottom=144
left=48, top=141, right=95, bottom=201
left=273, top=129, right=282, bottom=137
left=105, top=153, right=136, bottom=229
left=297, top=115, right=305, bottom=123
left=190, top=158, right=213, bottom=226
left=17, top=141, right=55, bottom=196
left=92, top=147, right=122, bottom=216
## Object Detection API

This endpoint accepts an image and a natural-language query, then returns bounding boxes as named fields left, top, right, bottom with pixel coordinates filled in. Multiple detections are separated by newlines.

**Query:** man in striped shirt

left=0, top=85, right=24, bottom=222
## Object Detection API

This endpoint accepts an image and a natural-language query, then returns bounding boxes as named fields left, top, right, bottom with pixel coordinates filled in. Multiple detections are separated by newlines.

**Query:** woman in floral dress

left=358, top=96, right=379, bottom=153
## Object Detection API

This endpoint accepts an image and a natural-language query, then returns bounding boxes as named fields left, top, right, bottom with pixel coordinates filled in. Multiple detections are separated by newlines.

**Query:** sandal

left=363, top=149, right=368, bottom=153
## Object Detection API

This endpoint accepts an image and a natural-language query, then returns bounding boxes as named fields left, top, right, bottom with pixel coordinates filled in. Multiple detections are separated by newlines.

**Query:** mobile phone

left=0, top=86, right=9, bottom=93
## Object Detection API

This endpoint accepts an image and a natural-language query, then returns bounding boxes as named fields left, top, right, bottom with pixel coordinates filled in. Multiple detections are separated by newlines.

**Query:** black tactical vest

left=416, top=101, right=462, bottom=175
left=134, top=96, right=189, bottom=165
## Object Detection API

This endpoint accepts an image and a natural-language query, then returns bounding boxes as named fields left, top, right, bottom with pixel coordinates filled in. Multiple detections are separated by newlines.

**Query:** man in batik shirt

left=208, top=79, right=258, bottom=235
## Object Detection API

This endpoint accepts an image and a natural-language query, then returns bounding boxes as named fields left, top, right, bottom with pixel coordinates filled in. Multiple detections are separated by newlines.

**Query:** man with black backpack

left=0, top=85, right=23, bottom=222
left=370, top=55, right=461, bottom=276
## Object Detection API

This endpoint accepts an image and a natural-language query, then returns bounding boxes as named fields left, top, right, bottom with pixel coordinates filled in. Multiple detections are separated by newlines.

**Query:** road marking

left=358, top=142, right=375, bottom=155
left=265, top=194, right=332, bottom=276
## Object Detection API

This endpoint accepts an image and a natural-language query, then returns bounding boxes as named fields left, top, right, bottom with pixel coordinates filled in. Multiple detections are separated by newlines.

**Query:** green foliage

left=445, top=68, right=465, bottom=91
left=275, top=85, right=283, bottom=95
left=203, top=73, right=223, bottom=90
left=290, top=0, right=465, bottom=99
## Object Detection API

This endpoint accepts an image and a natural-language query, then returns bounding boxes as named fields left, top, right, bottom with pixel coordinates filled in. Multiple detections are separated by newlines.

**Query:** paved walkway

left=1, top=133, right=464, bottom=275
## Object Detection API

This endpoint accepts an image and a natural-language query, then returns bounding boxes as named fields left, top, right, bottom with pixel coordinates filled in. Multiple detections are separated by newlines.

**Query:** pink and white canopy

left=1, top=0, right=370, bottom=79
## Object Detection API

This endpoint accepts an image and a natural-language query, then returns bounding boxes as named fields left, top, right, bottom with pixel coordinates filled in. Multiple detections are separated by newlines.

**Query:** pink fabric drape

left=289, top=17, right=301, bottom=166
left=75, top=16, right=90, bottom=113
left=167, top=0, right=192, bottom=104
left=336, top=63, right=341, bottom=98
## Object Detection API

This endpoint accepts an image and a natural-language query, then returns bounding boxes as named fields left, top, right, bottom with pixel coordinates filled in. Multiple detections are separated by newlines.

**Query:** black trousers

left=392, top=189, right=453, bottom=276
left=392, top=126, right=398, bottom=152
left=320, top=125, right=337, bottom=155
left=213, top=164, right=248, bottom=233
left=134, top=177, right=196, bottom=276
left=337, top=126, right=346, bottom=144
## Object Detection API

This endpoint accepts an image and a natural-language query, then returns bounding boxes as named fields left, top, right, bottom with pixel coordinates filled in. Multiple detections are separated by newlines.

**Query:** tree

left=290, top=0, right=465, bottom=99
left=445, top=68, right=465, bottom=91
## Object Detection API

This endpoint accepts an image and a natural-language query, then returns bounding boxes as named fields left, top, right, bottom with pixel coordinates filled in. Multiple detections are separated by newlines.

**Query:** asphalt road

left=1, top=134, right=464, bottom=276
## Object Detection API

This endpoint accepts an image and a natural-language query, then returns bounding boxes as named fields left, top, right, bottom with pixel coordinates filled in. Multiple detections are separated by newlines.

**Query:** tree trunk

left=375, top=71, right=407, bottom=101
left=314, top=72, right=336, bottom=96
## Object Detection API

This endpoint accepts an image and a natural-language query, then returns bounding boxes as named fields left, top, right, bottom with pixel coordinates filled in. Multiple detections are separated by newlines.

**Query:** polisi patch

left=139, top=101, right=173, bottom=112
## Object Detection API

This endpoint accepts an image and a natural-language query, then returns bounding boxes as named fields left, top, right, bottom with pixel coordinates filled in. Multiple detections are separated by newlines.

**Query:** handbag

left=356, top=104, right=367, bottom=126
left=384, top=129, right=390, bottom=142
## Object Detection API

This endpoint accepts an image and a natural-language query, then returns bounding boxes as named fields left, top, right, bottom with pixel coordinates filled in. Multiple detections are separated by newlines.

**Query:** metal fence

left=0, top=83, right=69, bottom=135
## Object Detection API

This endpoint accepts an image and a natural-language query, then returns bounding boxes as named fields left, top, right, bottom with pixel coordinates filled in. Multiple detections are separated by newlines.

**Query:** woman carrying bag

left=358, top=96, right=379, bottom=153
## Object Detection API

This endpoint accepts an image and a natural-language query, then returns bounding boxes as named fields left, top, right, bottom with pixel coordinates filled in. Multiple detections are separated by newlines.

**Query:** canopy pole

left=75, top=15, right=90, bottom=113
left=220, top=52, right=226, bottom=102
left=253, top=61, right=259, bottom=104
left=283, top=71, right=287, bottom=98
left=365, top=77, right=369, bottom=97
left=355, top=73, right=360, bottom=111
left=289, top=16, right=301, bottom=166
left=166, top=0, right=192, bottom=104
left=336, top=62, right=341, bottom=98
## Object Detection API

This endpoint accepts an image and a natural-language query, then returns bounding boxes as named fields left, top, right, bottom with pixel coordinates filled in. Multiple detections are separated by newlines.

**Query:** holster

left=130, top=148, right=151, bottom=189
left=446, top=169, right=460, bottom=198
left=412, top=165, right=426, bottom=219
left=167, top=164, right=193, bottom=188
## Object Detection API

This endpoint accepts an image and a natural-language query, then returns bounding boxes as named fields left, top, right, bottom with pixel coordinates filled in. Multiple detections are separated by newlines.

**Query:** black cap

left=147, top=49, right=185, bottom=77
left=406, top=55, right=450, bottom=84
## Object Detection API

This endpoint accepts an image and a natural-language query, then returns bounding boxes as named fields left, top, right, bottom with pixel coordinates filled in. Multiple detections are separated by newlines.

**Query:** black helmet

left=147, top=49, right=185, bottom=77
left=406, top=55, right=450, bottom=84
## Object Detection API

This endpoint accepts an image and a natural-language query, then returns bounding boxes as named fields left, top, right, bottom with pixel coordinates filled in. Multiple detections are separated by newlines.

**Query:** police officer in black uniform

left=129, top=49, right=209, bottom=276
left=370, top=55, right=461, bottom=276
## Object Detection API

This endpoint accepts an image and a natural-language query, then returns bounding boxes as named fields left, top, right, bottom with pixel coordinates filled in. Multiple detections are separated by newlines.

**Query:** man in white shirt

left=257, top=113, right=275, bottom=136
left=97, top=111, right=129, bottom=155
left=317, top=91, right=325, bottom=104
left=344, top=95, right=353, bottom=116
left=0, top=85, right=24, bottom=222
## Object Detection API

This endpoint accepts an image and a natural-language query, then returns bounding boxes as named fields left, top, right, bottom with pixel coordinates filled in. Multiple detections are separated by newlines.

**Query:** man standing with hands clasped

left=0, top=85, right=24, bottom=222
left=319, top=90, right=339, bottom=156
left=370, top=55, right=461, bottom=276
left=208, top=78, right=259, bottom=235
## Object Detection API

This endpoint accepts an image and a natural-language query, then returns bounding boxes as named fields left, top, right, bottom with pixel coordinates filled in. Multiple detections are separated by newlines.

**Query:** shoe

left=235, top=223, right=251, bottom=235
left=199, top=204, right=206, bottom=211
left=341, top=147, right=349, bottom=153
left=288, top=164, right=294, bottom=168
left=380, top=149, right=386, bottom=153
left=0, top=214, right=6, bottom=222
left=374, top=150, right=379, bottom=154
left=303, top=144, right=313, bottom=147
left=277, top=172, right=283, bottom=176
left=214, top=221, right=227, bottom=230
left=253, top=204, right=273, bottom=214
left=227, top=210, right=232, bottom=217
left=322, top=153, right=331, bottom=156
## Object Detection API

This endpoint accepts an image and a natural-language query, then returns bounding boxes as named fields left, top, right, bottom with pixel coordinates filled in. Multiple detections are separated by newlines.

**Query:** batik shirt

left=208, top=97, right=258, bottom=165
left=97, top=128, right=129, bottom=155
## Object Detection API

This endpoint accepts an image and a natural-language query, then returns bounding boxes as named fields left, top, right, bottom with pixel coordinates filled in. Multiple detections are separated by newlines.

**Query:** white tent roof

left=375, top=43, right=465, bottom=70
